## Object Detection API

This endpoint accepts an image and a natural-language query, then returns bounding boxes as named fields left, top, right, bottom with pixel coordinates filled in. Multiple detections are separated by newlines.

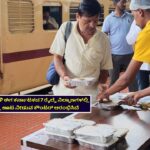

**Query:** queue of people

left=97, top=0, right=150, bottom=105
left=47, top=0, right=150, bottom=107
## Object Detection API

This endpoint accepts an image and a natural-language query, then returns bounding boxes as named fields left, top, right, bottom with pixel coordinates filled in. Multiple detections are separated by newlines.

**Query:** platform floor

left=0, top=113, right=49, bottom=150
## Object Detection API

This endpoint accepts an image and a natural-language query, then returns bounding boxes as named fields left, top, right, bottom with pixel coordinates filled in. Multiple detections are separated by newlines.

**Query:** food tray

left=77, top=137, right=118, bottom=150
left=67, top=77, right=96, bottom=86
left=74, top=124, right=116, bottom=144
left=94, top=102, right=122, bottom=110
left=76, top=127, right=128, bottom=150
left=64, top=118, right=96, bottom=126
left=94, top=93, right=128, bottom=110
left=95, top=93, right=143, bottom=110
left=45, top=130, right=75, bottom=143
left=114, top=128, right=129, bottom=138
left=44, top=118, right=82, bottom=137
left=109, top=93, right=130, bottom=104
left=138, top=96, right=150, bottom=110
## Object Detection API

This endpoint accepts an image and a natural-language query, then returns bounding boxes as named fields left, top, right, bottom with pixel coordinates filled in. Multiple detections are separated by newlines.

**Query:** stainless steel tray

left=44, top=118, right=83, bottom=137
left=45, top=130, right=75, bottom=144
left=77, top=137, right=118, bottom=150
left=74, top=124, right=115, bottom=144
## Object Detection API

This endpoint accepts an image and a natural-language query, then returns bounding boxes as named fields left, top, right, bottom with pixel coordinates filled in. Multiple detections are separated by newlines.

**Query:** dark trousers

left=109, top=54, right=138, bottom=92
left=136, top=70, right=150, bottom=90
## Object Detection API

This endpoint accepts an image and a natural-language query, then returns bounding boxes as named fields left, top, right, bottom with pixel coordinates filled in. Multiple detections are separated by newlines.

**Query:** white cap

left=130, top=0, right=150, bottom=10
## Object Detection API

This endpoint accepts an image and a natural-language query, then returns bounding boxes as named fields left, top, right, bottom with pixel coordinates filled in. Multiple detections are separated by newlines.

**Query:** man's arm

left=97, top=70, right=109, bottom=95
left=99, top=70, right=109, bottom=84
left=121, top=87, right=150, bottom=105
left=54, top=54, right=67, bottom=79
left=54, top=54, right=75, bottom=88
left=102, top=16, right=110, bottom=35
left=133, top=87, right=150, bottom=101
left=97, top=59, right=142, bottom=100
left=48, top=17, right=59, bottom=29
left=126, top=20, right=141, bottom=45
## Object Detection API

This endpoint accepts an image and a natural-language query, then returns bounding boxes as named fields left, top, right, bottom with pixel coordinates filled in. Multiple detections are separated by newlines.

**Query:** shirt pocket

left=85, top=48, right=103, bottom=67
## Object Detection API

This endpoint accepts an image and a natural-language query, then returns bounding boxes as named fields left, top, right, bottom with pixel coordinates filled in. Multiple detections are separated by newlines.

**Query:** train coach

left=0, top=0, right=130, bottom=94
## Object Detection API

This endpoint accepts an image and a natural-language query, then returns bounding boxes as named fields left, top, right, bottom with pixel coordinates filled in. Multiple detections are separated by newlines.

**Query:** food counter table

left=21, top=107, right=150, bottom=150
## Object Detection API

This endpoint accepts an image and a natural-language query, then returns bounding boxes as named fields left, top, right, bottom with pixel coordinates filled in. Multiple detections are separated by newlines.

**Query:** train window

left=69, top=3, right=79, bottom=21
left=43, top=2, right=62, bottom=30
left=8, top=0, right=34, bottom=33
left=109, top=7, right=115, bottom=14
left=98, top=4, right=104, bottom=26
left=69, top=3, right=104, bottom=26
left=109, top=8, right=131, bottom=14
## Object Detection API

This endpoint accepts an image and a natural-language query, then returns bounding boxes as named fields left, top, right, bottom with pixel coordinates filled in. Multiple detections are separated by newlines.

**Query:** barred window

left=69, top=3, right=79, bottom=21
left=109, top=7, right=115, bottom=14
left=109, top=7, right=131, bottom=14
left=70, top=3, right=103, bottom=26
left=43, top=2, right=62, bottom=30
left=98, top=4, right=104, bottom=26
left=8, top=0, right=34, bottom=33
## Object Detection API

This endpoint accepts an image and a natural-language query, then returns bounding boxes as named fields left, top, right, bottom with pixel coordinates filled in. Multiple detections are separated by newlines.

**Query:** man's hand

left=63, top=76, right=76, bottom=89
left=121, top=92, right=141, bottom=105
left=96, top=84, right=110, bottom=102
left=98, top=84, right=108, bottom=93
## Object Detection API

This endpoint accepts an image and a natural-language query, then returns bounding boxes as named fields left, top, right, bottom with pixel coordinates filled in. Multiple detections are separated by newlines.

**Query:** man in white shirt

left=50, top=0, right=112, bottom=104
